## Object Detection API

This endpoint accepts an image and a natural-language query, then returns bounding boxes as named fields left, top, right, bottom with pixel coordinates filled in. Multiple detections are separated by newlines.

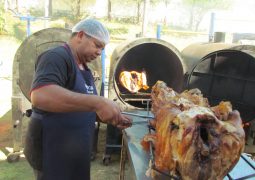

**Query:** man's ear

left=77, top=31, right=84, bottom=39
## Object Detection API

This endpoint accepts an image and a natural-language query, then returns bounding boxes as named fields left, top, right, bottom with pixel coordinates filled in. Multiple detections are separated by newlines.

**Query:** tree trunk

left=15, top=0, right=19, bottom=12
left=163, top=0, right=169, bottom=26
left=4, top=0, right=9, bottom=11
left=107, top=0, right=111, bottom=21
left=44, top=0, right=50, bottom=28
left=75, top=0, right=81, bottom=19
left=45, top=0, right=52, bottom=17
left=188, top=6, right=194, bottom=30
left=194, top=20, right=200, bottom=31
left=194, top=12, right=205, bottom=32
left=48, top=0, right=52, bottom=17
left=136, top=1, right=141, bottom=24
left=142, top=0, right=150, bottom=36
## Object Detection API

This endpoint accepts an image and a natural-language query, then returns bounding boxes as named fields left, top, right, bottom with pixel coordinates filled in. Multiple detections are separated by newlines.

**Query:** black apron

left=42, top=46, right=97, bottom=180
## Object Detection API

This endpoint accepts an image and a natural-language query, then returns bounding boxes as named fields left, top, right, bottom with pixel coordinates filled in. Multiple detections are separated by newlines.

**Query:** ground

left=0, top=35, right=125, bottom=179
left=1, top=29, right=255, bottom=179
left=0, top=110, right=123, bottom=180
left=0, top=110, right=12, bottom=150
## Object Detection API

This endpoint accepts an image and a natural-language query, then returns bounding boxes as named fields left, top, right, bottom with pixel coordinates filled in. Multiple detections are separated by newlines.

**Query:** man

left=24, top=19, right=132, bottom=180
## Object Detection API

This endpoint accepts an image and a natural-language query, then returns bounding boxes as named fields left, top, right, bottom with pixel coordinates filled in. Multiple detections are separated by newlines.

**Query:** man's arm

left=31, top=84, right=101, bottom=112
left=31, top=84, right=132, bottom=128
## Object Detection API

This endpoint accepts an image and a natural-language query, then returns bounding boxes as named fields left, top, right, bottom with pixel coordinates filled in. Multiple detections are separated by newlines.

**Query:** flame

left=119, top=70, right=149, bottom=93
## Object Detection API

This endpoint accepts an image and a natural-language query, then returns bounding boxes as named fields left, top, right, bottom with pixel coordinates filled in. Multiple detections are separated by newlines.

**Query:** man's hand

left=116, top=114, right=132, bottom=129
left=95, top=98, right=132, bottom=129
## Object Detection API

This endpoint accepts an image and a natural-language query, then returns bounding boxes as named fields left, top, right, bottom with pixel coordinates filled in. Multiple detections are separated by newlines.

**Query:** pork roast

left=142, top=81, right=245, bottom=180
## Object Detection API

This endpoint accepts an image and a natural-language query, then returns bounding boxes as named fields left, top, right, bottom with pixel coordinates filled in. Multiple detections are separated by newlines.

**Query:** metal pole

left=44, top=0, right=49, bottom=28
left=26, top=16, right=31, bottom=37
left=100, top=49, right=106, bottom=97
left=156, top=24, right=161, bottom=39
left=209, top=12, right=215, bottom=42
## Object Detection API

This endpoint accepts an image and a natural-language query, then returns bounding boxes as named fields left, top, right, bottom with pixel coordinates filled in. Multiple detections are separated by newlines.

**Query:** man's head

left=72, top=18, right=110, bottom=46
left=70, top=19, right=110, bottom=64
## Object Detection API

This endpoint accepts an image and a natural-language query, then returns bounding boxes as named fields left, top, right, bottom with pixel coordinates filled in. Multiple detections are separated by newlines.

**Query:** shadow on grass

left=0, top=159, right=34, bottom=180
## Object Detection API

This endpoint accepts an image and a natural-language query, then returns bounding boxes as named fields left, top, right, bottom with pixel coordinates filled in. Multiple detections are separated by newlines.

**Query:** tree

left=3, top=0, right=19, bottom=12
left=108, top=0, right=160, bottom=24
left=162, top=0, right=171, bottom=25
left=0, top=1, right=6, bottom=34
left=183, top=0, right=233, bottom=31
left=48, top=0, right=52, bottom=16
left=60, top=0, right=96, bottom=24
left=135, top=0, right=142, bottom=23
left=109, top=0, right=142, bottom=23
left=73, top=0, right=81, bottom=21
left=45, top=0, right=52, bottom=17
left=107, top=0, right=111, bottom=21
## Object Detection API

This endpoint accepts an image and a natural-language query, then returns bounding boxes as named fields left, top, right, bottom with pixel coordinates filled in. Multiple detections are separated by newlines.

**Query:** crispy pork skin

left=119, top=71, right=149, bottom=93
left=141, top=81, right=245, bottom=180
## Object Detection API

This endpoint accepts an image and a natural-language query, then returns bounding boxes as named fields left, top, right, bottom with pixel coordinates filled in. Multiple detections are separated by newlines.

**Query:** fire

left=119, top=70, right=149, bottom=93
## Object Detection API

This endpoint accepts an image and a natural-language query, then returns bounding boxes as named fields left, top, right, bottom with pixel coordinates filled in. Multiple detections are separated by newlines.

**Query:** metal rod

left=241, top=154, right=255, bottom=170
left=121, top=112, right=154, bottom=119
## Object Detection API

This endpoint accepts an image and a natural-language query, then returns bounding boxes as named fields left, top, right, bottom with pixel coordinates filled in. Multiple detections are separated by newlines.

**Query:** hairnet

left=72, top=19, right=110, bottom=45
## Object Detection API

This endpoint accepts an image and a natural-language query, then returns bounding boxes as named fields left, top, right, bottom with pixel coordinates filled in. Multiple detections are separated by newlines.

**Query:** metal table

left=119, top=110, right=255, bottom=180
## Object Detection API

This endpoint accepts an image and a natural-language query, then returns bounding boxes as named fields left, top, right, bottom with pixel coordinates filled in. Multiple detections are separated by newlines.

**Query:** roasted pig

left=142, top=81, right=245, bottom=180
left=119, top=70, right=149, bottom=93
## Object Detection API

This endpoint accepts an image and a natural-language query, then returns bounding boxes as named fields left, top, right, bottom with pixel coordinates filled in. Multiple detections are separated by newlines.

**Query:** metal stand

left=119, top=136, right=127, bottom=180
left=91, top=121, right=100, bottom=161
left=103, top=124, right=122, bottom=165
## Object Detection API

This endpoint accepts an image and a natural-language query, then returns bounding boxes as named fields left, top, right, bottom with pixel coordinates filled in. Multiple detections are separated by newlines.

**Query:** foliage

left=120, top=0, right=159, bottom=6
left=49, top=19, right=66, bottom=28
left=183, top=0, right=232, bottom=9
left=52, top=10, right=76, bottom=21
left=51, top=10, right=89, bottom=29
left=183, top=0, right=233, bottom=31
left=102, top=20, right=129, bottom=35
left=12, top=22, right=26, bottom=41
left=29, top=7, right=44, bottom=17
left=0, top=2, right=6, bottom=34
left=58, top=0, right=95, bottom=24
left=111, top=16, right=137, bottom=24
left=107, top=26, right=128, bottom=35
left=0, top=10, right=26, bottom=41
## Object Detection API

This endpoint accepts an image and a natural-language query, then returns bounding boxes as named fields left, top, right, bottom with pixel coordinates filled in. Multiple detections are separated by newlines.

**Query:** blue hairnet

left=72, top=19, right=110, bottom=45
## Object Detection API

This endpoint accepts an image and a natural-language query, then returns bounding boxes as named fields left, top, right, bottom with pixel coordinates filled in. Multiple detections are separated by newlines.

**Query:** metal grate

left=187, top=51, right=255, bottom=122
left=119, top=92, right=151, bottom=102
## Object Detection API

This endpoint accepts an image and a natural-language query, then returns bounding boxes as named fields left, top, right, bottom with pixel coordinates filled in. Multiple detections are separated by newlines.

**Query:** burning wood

left=119, top=70, right=149, bottom=93
left=142, top=81, right=245, bottom=180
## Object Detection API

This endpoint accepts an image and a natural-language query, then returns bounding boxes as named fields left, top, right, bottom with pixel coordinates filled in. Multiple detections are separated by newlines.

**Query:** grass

left=0, top=108, right=122, bottom=180
left=0, top=160, right=34, bottom=180
left=0, top=35, right=119, bottom=179
left=0, top=101, right=122, bottom=180
left=0, top=34, right=125, bottom=180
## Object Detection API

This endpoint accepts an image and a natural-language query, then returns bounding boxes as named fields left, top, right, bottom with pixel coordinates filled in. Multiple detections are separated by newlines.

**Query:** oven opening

left=114, top=43, right=184, bottom=108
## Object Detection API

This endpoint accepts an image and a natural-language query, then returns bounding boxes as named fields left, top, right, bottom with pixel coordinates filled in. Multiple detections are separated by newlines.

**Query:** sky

left=209, top=0, right=255, bottom=33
